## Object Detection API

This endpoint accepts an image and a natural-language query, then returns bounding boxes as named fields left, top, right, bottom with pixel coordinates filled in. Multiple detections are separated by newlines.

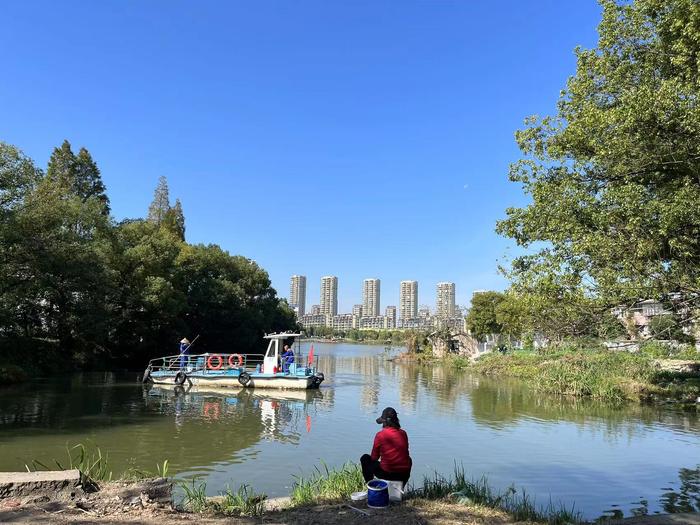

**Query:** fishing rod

left=186, top=334, right=201, bottom=351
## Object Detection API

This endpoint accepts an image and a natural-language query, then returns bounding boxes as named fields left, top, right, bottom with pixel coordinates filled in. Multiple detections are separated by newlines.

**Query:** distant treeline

left=0, top=140, right=297, bottom=373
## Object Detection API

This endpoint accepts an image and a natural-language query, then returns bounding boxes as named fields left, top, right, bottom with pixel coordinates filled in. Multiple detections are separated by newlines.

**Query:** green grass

left=178, top=478, right=266, bottom=517
left=27, top=443, right=113, bottom=488
left=469, top=348, right=700, bottom=403
left=290, top=462, right=365, bottom=506
left=411, top=466, right=581, bottom=525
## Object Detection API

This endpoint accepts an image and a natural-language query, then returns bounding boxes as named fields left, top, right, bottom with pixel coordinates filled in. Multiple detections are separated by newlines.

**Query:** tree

left=148, top=176, right=171, bottom=225
left=163, top=198, right=185, bottom=241
left=0, top=142, right=41, bottom=212
left=497, top=0, right=700, bottom=320
left=465, top=291, right=505, bottom=342
left=46, top=140, right=109, bottom=212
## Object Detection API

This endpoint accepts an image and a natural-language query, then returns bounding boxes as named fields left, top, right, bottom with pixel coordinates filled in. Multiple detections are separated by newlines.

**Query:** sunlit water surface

left=1, top=343, right=698, bottom=519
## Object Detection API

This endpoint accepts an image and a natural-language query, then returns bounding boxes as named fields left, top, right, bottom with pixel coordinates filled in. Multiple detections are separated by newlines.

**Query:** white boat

left=142, top=333, right=324, bottom=390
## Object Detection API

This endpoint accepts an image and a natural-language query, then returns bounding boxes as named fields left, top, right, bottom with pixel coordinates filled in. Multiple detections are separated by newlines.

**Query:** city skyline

left=289, top=274, right=461, bottom=318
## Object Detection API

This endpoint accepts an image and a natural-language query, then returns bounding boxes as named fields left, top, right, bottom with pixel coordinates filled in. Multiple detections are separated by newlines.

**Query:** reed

left=27, top=443, right=113, bottom=487
left=215, top=484, right=267, bottom=517
left=290, top=462, right=365, bottom=506
left=411, top=465, right=581, bottom=525
left=469, top=349, right=699, bottom=402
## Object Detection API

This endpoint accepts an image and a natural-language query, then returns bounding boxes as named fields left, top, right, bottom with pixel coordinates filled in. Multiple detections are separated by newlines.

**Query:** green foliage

left=472, top=348, right=700, bottom=402
left=649, top=314, right=694, bottom=343
left=27, top=443, right=113, bottom=487
left=179, top=479, right=266, bottom=517
left=290, top=462, right=365, bottom=506
left=412, top=465, right=582, bottom=525
left=497, top=0, right=700, bottom=323
left=466, top=291, right=505, bottom=341
left=215, top=485, right=267, bottom=517
left=0, top=140, right=296, bottom=369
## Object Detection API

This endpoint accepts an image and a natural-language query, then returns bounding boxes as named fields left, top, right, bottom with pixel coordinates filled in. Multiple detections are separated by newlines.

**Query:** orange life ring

left=228, top=354, right=243, bottom=367
left=207, top=355, right=223, bottom=370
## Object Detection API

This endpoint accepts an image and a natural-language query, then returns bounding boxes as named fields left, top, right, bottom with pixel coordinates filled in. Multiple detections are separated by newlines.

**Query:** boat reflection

left=144, top=384, right=327, bottom=444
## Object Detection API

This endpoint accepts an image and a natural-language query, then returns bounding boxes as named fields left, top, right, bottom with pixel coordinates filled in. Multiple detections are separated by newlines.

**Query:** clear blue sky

left=1, top=1, right=601, bottom=312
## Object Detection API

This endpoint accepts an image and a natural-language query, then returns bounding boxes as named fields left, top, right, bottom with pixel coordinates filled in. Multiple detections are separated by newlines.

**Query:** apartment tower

left=363, top=278, right=381, bottom=317
left=436, top=282, right=456, bottom=318
left=400, top=280, right=418, bottom=319
left=289, top=275, right=307, bottom=316
left=320, top=276, right=338, bottom=317
left=385, top=306, right=397, bottom=329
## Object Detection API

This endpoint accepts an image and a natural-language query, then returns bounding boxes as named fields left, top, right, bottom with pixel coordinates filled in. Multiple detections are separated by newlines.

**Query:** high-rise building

left=320, top=276, right=338, bottom=317
left=400, top=280, right=418, bottom=319
left=289, top=275, right=306, bottom=316
left=436, top=282, right=456, bottom=318
left=385, top=306, right=397, bottom=329
left=352, top=304, right=364, bottom=318
left=363, top=278, right=380, bottom=317
left=310, top=304, right=321, bottom=315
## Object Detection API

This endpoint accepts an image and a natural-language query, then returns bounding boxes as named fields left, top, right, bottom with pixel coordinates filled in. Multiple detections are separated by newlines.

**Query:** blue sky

left=1, top=1, right=601, bottom=312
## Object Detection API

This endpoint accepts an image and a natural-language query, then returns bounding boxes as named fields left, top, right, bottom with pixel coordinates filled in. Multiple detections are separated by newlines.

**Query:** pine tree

left=147, top=176, right=170, bottom=225
left=46, top=141, right=110, bottom=213
left=75, top=148, right=110, bottom=213
left=171, top=198, right=185, bottom=241
left=46, top=140, right=77, bottom=187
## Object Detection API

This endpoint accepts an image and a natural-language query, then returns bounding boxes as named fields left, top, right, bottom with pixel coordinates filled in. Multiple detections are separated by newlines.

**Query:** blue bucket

left=367, top=479, right=389, bottom=508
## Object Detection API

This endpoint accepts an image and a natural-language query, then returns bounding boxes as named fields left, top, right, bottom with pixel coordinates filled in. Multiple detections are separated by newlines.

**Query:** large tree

left=497, top=0, right=700, bottom=319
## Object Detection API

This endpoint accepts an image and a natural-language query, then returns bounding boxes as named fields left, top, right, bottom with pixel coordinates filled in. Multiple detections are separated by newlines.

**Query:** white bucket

left=378, top=479, right=404, bottom=502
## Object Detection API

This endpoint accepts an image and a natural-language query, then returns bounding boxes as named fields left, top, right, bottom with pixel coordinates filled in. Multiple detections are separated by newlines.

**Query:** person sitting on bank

left=281, top=344, right=295, bottom=373
left=360, top=407, right=412, bottom=487
left=179, top=338, right=190, bottom=369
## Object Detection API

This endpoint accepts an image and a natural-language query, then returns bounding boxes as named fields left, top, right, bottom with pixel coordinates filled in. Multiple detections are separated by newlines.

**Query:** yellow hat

left=180, top=338, right=190, bottom=344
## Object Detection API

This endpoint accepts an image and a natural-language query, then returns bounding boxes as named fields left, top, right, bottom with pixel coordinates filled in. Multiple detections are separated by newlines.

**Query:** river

left=0, top=342, right=698, bottom=519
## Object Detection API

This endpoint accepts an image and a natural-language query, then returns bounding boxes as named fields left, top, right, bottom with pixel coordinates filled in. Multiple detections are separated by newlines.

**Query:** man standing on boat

left=179, top=338, right=190, bottom=369
left=281, top=344, right=295, bottom=373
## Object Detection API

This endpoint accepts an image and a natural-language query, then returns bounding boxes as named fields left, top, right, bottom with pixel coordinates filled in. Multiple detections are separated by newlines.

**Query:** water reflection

left=0, top=343, right=698, bottom=520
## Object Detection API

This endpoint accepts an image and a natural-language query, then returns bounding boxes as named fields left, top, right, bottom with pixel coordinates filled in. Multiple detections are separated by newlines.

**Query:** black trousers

left=360, top=454, right=411, bottom=486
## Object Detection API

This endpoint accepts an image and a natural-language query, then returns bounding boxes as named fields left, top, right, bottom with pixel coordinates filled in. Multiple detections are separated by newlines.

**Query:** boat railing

left=147, top=352, right=314, bottom=373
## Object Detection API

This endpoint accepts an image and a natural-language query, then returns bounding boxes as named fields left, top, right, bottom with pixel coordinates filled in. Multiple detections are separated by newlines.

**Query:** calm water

left=1, top=342, right=698, bottom=519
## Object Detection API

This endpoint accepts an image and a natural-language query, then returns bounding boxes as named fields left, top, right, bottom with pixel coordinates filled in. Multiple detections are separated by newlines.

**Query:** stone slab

left=0, top=470, right=81, bottom=498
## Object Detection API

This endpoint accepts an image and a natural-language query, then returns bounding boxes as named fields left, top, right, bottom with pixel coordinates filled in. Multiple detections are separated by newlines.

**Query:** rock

left=0, top=470, right=81, bottom=499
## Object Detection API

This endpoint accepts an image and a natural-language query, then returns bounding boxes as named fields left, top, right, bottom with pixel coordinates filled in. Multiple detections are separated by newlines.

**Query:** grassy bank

left=469, top=348, right=700, bottom=403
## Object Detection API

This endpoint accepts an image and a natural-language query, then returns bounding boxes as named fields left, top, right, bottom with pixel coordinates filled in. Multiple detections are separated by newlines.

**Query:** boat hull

left=150, top=373, right=318, bottom=390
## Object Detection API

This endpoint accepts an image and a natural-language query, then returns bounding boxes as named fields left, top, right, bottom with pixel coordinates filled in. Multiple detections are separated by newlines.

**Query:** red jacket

left=371, top=427, right=412, bottom=473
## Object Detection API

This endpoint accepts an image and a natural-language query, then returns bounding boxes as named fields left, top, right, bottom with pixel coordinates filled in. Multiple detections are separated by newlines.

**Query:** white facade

left=400, top=280, right=418, bottom=320
left=289, top=275, right=307, bottom=317
left=363, top=278, right=381, bottom=317
left=299, top=314, right=328, bottom=329
left=436, top=282, right=456, bottom=318
left=320, top=276, right=338, bottom=317
left=352, top=304, right=364, bottom=318
left=331, top=314, right=356, bottom=330
left=359, top=316, right=386, bottom=330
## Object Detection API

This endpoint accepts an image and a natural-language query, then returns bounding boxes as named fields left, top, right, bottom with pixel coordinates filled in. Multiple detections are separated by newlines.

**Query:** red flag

left=308, top=345, right=314, bottom=366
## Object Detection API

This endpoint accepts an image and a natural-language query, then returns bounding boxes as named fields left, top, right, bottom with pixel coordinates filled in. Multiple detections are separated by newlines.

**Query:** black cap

left=376, top=407, right=398, bottom=424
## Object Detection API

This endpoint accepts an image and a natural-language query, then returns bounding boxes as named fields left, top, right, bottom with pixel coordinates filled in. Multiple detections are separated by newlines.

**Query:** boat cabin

left=262, top=332, right=301, bottom=374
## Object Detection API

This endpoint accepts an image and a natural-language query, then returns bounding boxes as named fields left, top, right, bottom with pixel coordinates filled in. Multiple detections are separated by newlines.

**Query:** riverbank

left=464, top=350, right=700, bottom=403
left=1, top=460, right=583, bottom=524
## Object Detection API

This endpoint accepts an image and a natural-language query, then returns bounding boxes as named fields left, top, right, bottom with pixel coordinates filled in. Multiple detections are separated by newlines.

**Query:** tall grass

left=411, top=465, right=581, bottom=525
left=470, top=349, right=699, bottom=402
left=290, top=462, right=365, bottom=506
left=27, top=443, right=113, bottom=487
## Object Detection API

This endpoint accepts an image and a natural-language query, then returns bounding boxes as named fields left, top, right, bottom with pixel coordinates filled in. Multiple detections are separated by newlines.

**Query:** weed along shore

left=0, top=461, right=586, bottom=524
left=3, top=460, right=700, bottom=524
left=462, top=349, right=700, bottom=404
